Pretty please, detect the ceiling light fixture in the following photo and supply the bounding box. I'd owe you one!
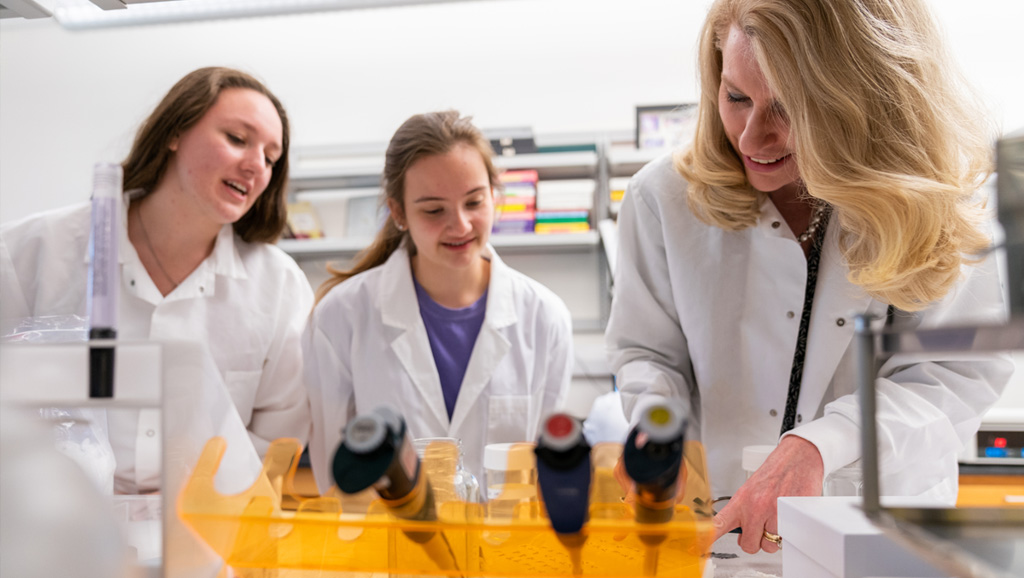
[53,0,483,30]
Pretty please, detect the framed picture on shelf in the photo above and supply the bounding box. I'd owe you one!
[635,104,698,150]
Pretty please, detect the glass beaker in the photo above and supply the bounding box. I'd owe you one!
[823,461,863,497]
[412,437,480,504]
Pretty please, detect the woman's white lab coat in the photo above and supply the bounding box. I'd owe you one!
[606,154,1013,502]
[1,195,314,492]
[304,244,573,492]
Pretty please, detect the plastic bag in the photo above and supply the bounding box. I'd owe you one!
[41,407,116,495]
[3,314,116,494]
[1,314,88,343]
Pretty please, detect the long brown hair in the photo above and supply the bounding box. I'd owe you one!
[315,110,500,304]
[121,66,291,243]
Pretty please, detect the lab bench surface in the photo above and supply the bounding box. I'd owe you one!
[707,535,783,577]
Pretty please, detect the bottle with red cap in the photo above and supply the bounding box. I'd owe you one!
[535,412,592,534]
[535,412,592,574]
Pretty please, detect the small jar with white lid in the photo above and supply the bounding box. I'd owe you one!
[484,442,538,520]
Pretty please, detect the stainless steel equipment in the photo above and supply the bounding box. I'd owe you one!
[854,130,1024,578]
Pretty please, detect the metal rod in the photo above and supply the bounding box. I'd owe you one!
[854,313,881,519]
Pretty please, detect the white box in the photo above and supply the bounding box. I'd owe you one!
[296,188,379,238]
[778,496,949,578]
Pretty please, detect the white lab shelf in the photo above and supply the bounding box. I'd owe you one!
[494,150,598,171]
[284,136,617,328]
[278,231,600,260]
[607,146,669,174]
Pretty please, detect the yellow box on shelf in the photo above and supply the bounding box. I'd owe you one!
[178,437,713,578]
[535,222,591,234]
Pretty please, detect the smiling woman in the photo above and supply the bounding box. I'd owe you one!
[303,111,575,490]
[606,0,1013,558]
[0,67,314,494]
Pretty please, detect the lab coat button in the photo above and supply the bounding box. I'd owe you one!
[769,409,778,417]
[786,311,795,319]
[146,429,156,437]
[836,318,846,326]
[130,279,135,287]
[771,221,781,229]
[199,286,205,293]
[797,414,803,423]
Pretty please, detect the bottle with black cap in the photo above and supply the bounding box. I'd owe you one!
[535,412,592,575]
[623,400,686,575]
[331,405,460,573]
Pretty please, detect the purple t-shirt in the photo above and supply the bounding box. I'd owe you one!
[413,278,488,419]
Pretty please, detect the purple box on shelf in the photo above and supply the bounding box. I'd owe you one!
[492,219,535,234]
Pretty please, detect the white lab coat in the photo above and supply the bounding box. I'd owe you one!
[1,194,314,492]
[304,243,573,492]
[607,154,1013,502]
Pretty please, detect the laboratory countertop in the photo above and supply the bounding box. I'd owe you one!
[707,535,783,578]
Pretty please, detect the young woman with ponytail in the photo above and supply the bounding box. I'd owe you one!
[303,111,573,490]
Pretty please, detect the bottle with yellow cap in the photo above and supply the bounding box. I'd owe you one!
[623,400,686,575]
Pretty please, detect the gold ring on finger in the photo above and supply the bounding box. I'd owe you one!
[762,530,782,547]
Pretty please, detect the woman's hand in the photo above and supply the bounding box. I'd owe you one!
[612,431,688,504]
[711,435,823,553]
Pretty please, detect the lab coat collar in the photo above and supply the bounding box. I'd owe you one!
[378,242,517,330]
[377,242,517,435]
[449,244,514,434]
[89,190,250,304]
[377,244,451,430]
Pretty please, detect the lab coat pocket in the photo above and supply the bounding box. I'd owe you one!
[487,395,532,444]
[223,369,261,427]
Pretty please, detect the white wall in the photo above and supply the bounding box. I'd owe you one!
[2,0,1023,412]
[2,0,1023,224]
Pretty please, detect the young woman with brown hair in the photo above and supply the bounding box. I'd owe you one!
[304,110,573,490]
[1,67,313,493]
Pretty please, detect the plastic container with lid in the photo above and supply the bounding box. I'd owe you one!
[483,442,538,517]
[741,444,777,479]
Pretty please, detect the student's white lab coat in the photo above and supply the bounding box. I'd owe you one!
[606,154,1013,502]
[304,244,573,492]
[1,195,314,492]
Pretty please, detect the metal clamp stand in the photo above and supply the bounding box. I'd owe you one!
[855,314,1024,578]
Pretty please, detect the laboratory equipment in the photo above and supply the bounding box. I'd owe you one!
[623,400,687,576]
[87,162,122,398]
[484,442,540,523]
[740,444,774,479]
[413,436,480,504]
[535,413,592,575]
[331,405,460,571]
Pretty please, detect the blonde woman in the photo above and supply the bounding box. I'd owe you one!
[606,0,1012,554]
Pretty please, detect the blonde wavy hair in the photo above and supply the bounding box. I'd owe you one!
[677,0,995,311]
